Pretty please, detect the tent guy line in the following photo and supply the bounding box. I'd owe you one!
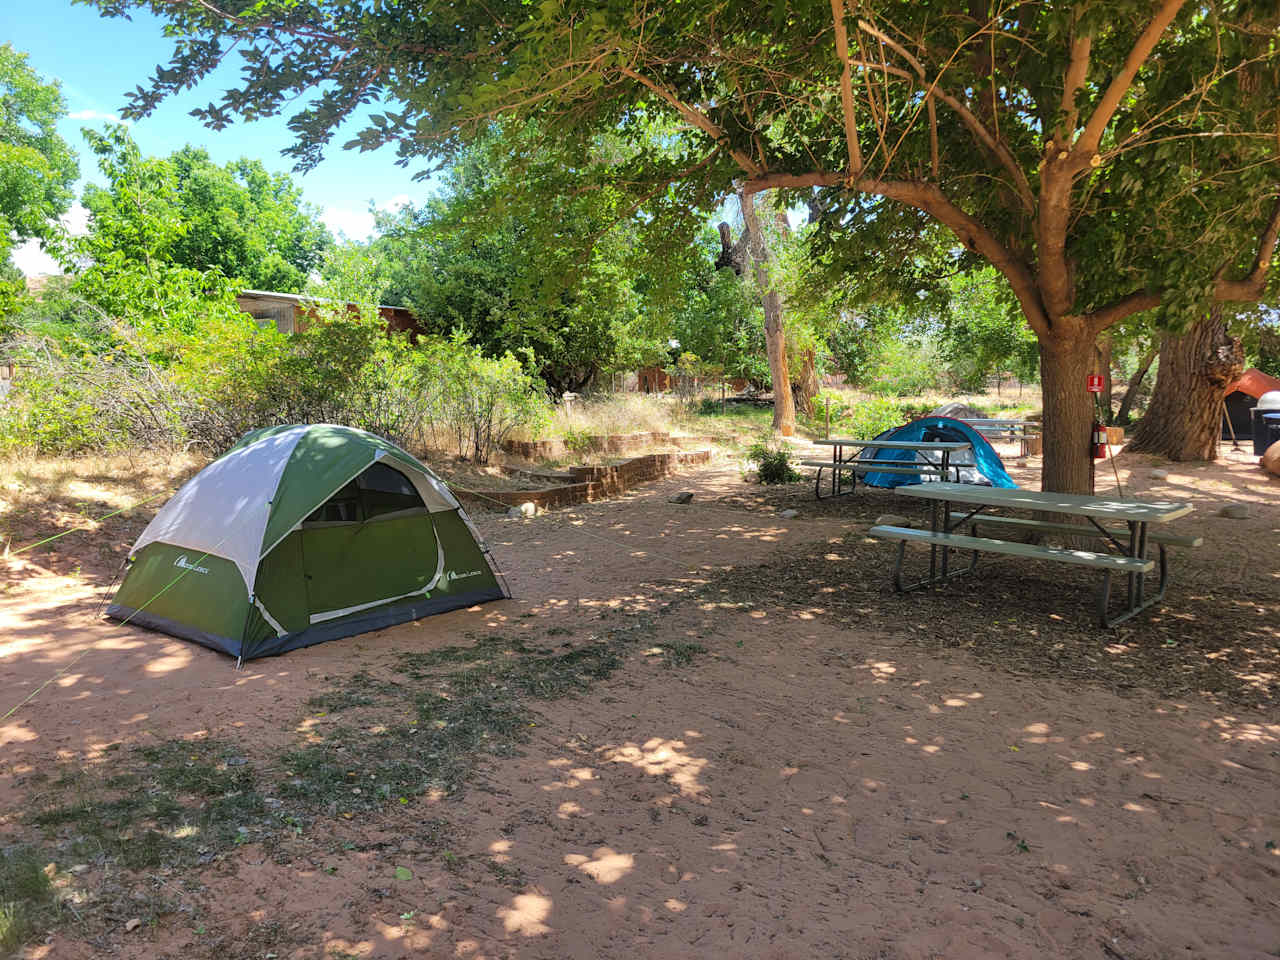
[1,548,220,722]
[6,489,169,558]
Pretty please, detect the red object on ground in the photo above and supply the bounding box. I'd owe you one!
[1226,367,1280,399]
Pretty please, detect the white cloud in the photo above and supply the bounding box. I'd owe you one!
[11,240,60,277]
[320,206,376,241]
[380,194,412,212]
[67,109,132,127]
[10,204,90,277]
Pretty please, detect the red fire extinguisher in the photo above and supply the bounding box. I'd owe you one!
[1092,420,1107,459]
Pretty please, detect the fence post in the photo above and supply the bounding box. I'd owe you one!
[825,395,831,438]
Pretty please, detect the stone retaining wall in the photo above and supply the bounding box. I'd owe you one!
[501,431,717,460]
[455,449,711,512]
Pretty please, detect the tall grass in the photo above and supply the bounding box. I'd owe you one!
[0,846,60,955]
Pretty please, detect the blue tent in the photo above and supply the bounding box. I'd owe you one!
[858,416,1018,488]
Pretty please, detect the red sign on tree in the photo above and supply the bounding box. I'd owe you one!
[1087,374,1104,393]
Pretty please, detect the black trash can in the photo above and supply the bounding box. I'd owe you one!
[1263,413,1280,455]
[1253,391,1280,454]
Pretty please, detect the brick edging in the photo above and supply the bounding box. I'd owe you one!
[501,432,719,460]
[455,450,711,512]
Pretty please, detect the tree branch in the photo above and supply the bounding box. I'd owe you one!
[1075,0,1186,158]
[1056,32,1091,145]
[1085,291,1163,333]
[1085,194,1280,332]
[829,0,863,178]
[618,66,762,175]
[856,20,1033,213]
[1215,194,1280,301]
[741,171,1049,335]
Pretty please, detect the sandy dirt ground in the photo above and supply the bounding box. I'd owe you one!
[2,446,1278,959]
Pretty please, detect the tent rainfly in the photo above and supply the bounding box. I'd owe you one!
[856,416,1019,489]
[107,424,508,660]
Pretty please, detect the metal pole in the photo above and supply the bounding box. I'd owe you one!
[1222,398,1240,451]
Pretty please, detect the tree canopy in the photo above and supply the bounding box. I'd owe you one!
[78,129,330,294]
[166,146,332,292]
[0,43,78,313]
[83,0,1280,488]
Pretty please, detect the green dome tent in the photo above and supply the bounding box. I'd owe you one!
[107,424,509,660]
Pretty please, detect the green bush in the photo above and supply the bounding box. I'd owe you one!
[562,427,595,456]
[0,336,189,455]
[436,339,551,463]
[811,388,853,422]
[839,396,908,439]
[0,370,121,454]
[864,338,945,396]
[747,438,801,484]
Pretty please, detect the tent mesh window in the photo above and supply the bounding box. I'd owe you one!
[304,463,426,524]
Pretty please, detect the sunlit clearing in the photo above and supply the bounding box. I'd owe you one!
[600,738,707,798]
[497,893,553,936]
[564,847,634,884]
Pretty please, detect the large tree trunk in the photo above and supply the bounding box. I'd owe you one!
[792,347,819,416]
[739,189,796,435]
[1039,336,1096,494]
[1115,343,1158,426]
[1128,307,1244,460]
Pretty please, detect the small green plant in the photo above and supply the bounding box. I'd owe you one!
[747,438,801,484]
[562,427,595,456]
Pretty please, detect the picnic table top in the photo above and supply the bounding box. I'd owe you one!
[957,418,1039,426]
[891,482,1194,523]
[815,438,972,451]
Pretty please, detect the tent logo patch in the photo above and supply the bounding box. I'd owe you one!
[174,555,211,575]
[447,569,483,582]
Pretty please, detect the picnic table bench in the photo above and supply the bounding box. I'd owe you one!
[958,418,1041,456]
[804,438,970,500]
[867,483,1197,627]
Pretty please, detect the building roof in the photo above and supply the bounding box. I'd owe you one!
[1226,367,1280,399]
[237,289,411,313]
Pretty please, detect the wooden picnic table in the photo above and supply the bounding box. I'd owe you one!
[807,438,971,499]
[869,482,1197,627]
[958,419,1042,455]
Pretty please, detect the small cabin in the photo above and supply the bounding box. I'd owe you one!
[235,290,418,336]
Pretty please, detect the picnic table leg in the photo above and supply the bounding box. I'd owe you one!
[1135,521,1148,607]
[1101,520,1158,627]
[940,497,952,578]
[928,499,939,581]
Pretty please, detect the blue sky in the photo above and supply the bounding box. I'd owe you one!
[5,2,435,272]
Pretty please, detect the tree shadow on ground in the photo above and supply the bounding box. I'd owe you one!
[675,532,1278,712]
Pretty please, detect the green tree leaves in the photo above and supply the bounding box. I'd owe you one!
[0,44,78,315]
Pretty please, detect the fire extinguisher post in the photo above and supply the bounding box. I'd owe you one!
[1086,373,1105,495]
[1090,420,1096,495]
